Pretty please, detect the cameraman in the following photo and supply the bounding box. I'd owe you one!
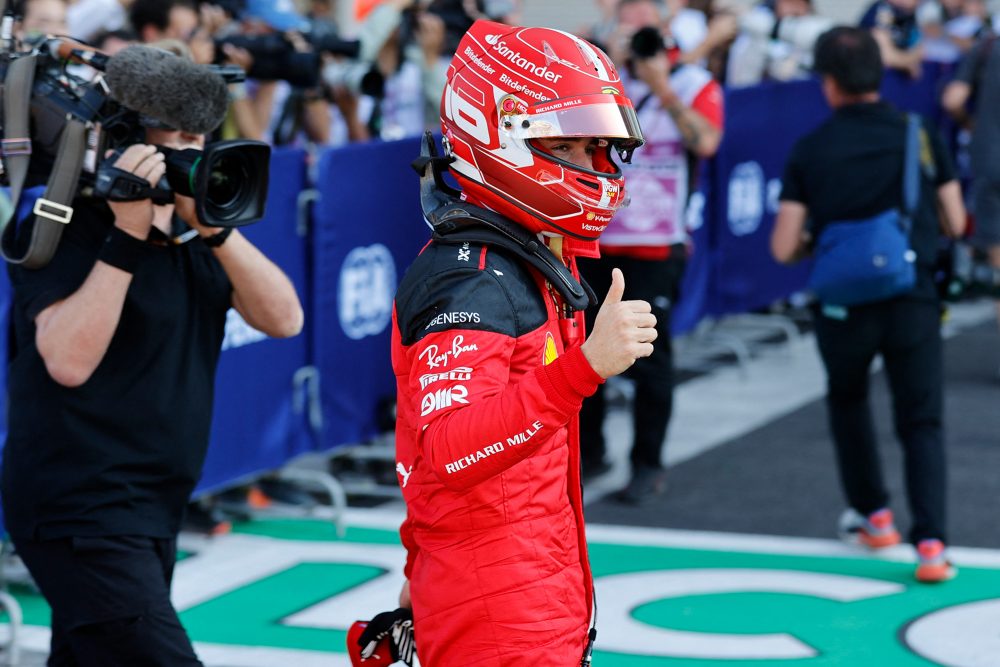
[578,0,723,502]
[1,119,303,663]
[237,0,336,145]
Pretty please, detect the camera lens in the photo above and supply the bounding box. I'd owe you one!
[161,140,270,227]
[205,153,250,216]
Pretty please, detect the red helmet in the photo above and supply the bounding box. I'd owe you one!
[441,20,644,241]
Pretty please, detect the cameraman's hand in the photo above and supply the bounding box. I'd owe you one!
[200,3,229,36]
[633,52,672,96]
[107,145,165,239]
[703,12,739,50]
[606,24,633,68]
[189,29,217,65]
[286,31,312,53]
[580,268,657,379]
[221,43,254,71]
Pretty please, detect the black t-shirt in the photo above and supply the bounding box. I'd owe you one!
[780,102,956,298]
[1,199,232,541]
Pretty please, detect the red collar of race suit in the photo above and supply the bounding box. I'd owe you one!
[561,236,601,259]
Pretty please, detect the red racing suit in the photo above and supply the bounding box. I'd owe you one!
[391,236,603,666]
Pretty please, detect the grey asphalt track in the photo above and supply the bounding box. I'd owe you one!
[585,319,1000,550]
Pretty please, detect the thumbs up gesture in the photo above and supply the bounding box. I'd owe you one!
[580,268,658,379]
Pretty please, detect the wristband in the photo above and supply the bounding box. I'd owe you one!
[203,227,232,248]
[98,225,153,274]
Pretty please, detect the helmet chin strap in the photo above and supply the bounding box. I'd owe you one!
[546,235,564,262]
[412,132,597,311]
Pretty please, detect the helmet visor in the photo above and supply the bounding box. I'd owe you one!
[508,94,645,159]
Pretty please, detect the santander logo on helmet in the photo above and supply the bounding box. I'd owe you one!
[483,32,564,82]
[441,20,645,242]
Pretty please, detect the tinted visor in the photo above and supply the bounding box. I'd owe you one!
[509,94,644,161]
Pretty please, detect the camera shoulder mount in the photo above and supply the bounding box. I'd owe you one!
[0,52,88,269]
[411,133,596,312]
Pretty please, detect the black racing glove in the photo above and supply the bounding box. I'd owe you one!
[357,607,416,666]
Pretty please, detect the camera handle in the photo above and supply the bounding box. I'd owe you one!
[93,165,173,205]
[0,54,88,269]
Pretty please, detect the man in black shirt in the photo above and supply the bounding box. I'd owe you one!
[2,125,303,664]
[771,27,965,583]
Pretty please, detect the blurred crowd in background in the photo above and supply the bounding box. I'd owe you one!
[11,0,1000,150]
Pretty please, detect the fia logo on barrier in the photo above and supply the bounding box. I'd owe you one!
[727,161,765,237]
[686,191,706,232]
[338,244,396,340]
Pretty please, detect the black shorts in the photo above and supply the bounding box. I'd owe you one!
[13,535,203,667]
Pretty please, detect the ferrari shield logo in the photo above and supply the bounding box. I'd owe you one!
[543,332,559,365]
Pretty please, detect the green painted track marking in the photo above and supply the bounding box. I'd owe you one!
[3,518,998,666]
[180,562,384,651]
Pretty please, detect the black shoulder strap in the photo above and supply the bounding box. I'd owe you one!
[900,113,921,232]
[902,114,919,214]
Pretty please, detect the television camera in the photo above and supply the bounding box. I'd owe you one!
[0,16,270,267]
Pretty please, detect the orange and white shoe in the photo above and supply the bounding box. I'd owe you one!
[915,539,957,583]
[838,508,902,549]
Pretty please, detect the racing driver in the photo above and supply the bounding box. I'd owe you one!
[390,19,653,666]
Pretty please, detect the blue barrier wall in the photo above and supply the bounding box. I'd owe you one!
[310,136,429,451]
[706,78,827,318]
[671,164,712,335]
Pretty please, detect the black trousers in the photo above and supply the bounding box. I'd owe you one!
[813,297,947,545]
[577,251,687,470]
[13,534,203,667]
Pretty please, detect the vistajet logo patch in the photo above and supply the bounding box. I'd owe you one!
[484,34,563,83]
